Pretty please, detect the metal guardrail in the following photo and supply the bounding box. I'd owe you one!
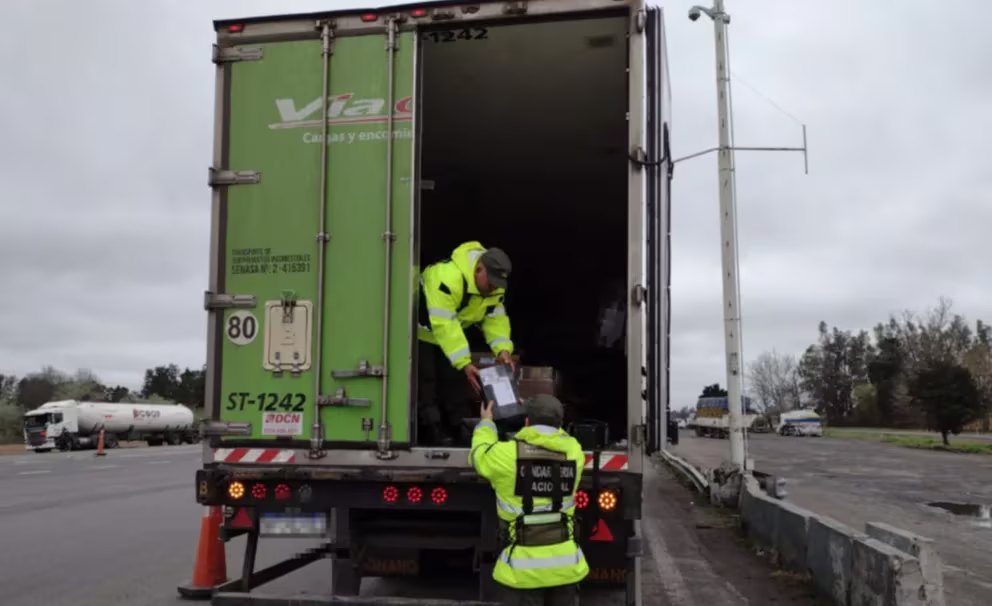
[659,449,710,493]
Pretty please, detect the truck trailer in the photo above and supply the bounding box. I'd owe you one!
[188,1,673,603]
[689,395,760,438]
[23,400,198,452]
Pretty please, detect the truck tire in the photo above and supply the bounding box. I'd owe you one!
[165,433,181,446]
[331,557,361,596]
[146,437,164,447]
[34,449,52,454]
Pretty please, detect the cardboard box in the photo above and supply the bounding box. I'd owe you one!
[517,366,558,400]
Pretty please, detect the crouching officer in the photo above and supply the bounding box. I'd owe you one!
[469,394,589,605]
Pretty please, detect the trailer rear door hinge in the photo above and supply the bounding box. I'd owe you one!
[212,44,263,63]
[317,388,370,408]
[332,360,385,379]
[632,284,647,307]
[201,420,253,437]
[503,1,527,15]
[632,424,647,447]
[209,168,261,187]
[204,292,257,310]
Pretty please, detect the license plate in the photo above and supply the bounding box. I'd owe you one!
[259,512,328,537]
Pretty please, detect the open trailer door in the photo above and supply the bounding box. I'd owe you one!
[644,5,673,454]
[206,15,417,455]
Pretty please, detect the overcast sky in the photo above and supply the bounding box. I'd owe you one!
[1,1,989,410]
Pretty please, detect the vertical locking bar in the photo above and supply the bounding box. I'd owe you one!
[376,16,399,460]
[310,21,334,459]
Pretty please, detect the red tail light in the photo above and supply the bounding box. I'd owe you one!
[251,483,267,500]
[410,8,428,18]
[383,485,399,504]
[274,483,291,501]
[360,13,378,22]
[227,24,245,33]
[431,486,448,505]
[576,490,590,510]
[406,486,423,504]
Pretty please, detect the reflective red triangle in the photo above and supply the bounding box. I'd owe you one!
[589,518,614,542]
[231,508,252,529]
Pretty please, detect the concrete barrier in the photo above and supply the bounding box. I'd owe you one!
[865,523,944,606]
[850,537,926,606]
[807,515,864,605]
[694,457,944,606]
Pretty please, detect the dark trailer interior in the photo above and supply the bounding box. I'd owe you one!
[416,12,632,445]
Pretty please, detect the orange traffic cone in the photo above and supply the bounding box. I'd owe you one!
[95,429,106,457]
[177,506,228,599]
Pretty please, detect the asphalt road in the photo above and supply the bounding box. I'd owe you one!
[671,431,992,606]
[0,444,817,606]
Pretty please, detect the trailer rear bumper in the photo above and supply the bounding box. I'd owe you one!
[212,591,499,606]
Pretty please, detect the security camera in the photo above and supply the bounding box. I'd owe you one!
[688,7,702,21]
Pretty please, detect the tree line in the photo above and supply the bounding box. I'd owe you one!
[745,297,991,444]
[0,364,205,442]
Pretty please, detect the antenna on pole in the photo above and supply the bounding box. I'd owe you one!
[686,1,809,472]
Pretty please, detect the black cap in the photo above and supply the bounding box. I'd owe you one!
[523,394,564,427]
[480,248,512,289]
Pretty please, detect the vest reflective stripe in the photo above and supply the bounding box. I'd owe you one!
[428,307,456,320]
[487,305,507,317]
[499,548,586,570]
[447,347,471,364]
[522,513,563,525]
[497,495,575,516]
[488,336,511,347]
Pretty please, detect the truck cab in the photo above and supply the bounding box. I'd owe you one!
[23,402,77,452]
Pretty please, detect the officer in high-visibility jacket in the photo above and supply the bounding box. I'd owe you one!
[470,394,589,605]
[417,241,514,445]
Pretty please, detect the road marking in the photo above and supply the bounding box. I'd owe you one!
[18,470,51,476]
[90,465,120,470]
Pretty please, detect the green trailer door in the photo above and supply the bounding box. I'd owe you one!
[212,21,416,448]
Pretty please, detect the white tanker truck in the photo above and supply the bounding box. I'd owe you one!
[22,400,198,452]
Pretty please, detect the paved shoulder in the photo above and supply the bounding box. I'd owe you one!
[638,455,821,606]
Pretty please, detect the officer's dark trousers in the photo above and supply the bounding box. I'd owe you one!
[417,341,473,444]
[500,583,581,606]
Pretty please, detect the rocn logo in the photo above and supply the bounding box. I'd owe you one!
[270,93,413,130]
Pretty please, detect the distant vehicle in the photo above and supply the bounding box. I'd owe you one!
[678,419,688,429]
[777,409,823,437]
[689,396,760,438]
[23,400,198,452]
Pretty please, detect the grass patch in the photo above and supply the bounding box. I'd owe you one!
[880,435,992,454]
[824,428,992,454]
